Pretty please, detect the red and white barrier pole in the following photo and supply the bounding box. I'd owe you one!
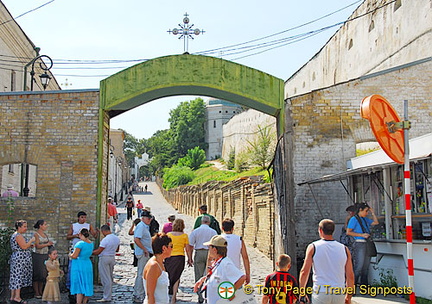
[403,100,415,303]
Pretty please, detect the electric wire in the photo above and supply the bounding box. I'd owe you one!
[0,0,55,26]
[0,0,395,78]
[193,0,362,56]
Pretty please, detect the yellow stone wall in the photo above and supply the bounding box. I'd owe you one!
[0,90,105,254]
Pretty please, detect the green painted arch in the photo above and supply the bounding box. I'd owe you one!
[100,54,284,133]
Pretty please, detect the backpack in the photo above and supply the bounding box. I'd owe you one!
[340,227,355,250]
[210,217,221,234]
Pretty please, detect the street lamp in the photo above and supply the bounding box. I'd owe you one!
[30,55,53,91]
[21,52,54,196]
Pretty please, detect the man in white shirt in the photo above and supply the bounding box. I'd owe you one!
[93,225,120,302]
[299,219,354,304]
[221,218,251,284]
[188,215,217,303]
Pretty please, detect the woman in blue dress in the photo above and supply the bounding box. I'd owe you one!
[69,228,94,304]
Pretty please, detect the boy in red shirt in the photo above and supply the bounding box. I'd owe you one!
[262,254,298,304]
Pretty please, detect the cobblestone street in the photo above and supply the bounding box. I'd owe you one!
[23,181,408,304]
[102,181,274,303]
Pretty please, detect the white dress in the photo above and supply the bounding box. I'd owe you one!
[143,262,169,304]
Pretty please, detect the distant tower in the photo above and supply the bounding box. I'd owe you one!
[205,99,243,160]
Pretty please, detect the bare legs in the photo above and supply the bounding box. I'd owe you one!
[76,294,89,304]
[10,288,25,303]
[33,281,44,297]
[171,280,180,304]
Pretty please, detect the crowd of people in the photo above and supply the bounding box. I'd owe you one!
[8,191,378,304]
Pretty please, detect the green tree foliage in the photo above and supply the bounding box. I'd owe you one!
[0,227,14,276]
[247,125,276,169]
[177,146,206,170]
[227,148,236,170]
[123,130,148,167]
[147,129,176,174]
[168,98,207,161]
[162,165,195,189]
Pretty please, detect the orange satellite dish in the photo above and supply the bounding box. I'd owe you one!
[360,94,404,164]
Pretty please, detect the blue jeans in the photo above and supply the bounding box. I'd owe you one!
[353,242,370,285]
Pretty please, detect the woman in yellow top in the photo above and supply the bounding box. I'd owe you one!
[165,219,192,304]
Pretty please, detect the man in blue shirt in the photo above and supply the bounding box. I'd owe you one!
[133,210,154,302]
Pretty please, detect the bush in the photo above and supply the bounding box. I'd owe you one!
[177,146,206,170]
[163,166,195,190]
[0,227,14,272]
[0,227,14,300]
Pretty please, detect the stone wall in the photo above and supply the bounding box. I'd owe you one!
[222,109,277,161]
[286,0,432,97]
[288,58,432,255]
[157,176,275,260]
[0,90,104,254]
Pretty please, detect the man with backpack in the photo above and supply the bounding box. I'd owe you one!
[193,204,221,234]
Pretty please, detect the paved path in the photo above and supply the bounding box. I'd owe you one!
[24,181,408,304]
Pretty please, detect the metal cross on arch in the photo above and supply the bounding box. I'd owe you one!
[168,12,205,54]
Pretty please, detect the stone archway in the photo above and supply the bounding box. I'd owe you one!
[96,54,285,223]
[100,54,284,129]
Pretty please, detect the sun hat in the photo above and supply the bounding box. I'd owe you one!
[203,235,227,247]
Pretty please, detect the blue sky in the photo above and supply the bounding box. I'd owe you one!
[3,0,361,139]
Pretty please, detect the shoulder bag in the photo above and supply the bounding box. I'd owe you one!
[355,215,377,257]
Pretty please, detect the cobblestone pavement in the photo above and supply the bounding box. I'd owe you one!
[24,181,407,304]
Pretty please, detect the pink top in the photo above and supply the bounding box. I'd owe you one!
[162,222,173,234]
[136,202,143,210]
[2,190,19,197]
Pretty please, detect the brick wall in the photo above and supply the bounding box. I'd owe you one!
[0,90,106,254]
[289,59,432,257]
[157,176,275,260]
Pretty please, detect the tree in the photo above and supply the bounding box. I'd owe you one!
[247,125,276,169]
[123,130,145,167]
[146,129,176,174]
[177,146,206,170]
[168,98,207,161]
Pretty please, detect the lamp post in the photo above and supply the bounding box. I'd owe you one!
[30,55,53,91]
[21,52,54,196]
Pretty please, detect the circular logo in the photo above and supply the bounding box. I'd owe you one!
[217,281,235,299]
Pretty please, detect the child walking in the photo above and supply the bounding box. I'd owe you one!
[262,254,298,304]
[42,247,63,304]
